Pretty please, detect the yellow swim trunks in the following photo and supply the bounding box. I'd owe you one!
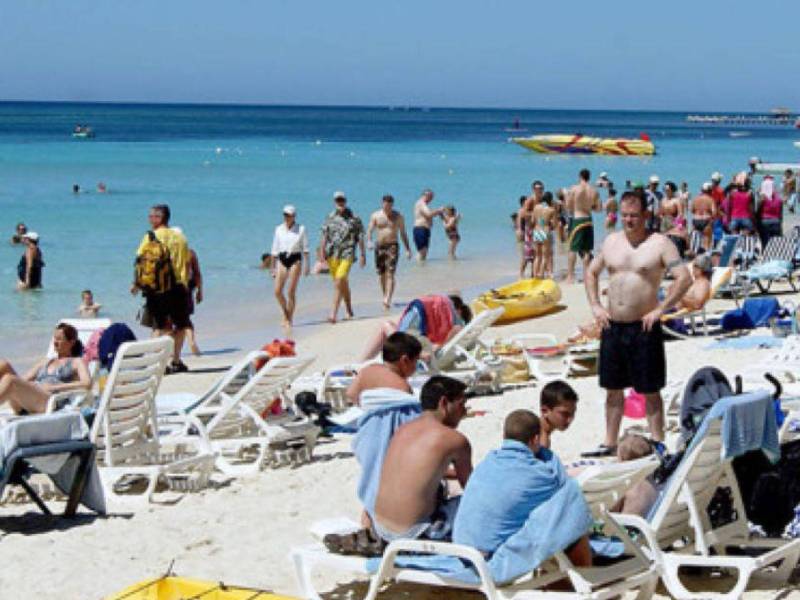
[327,257,353,280]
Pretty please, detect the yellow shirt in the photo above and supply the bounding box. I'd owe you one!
[137,226,189,287]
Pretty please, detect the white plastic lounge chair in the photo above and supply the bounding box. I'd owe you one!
[171,354,319,475]
[506,333,599,383]
[44,317,111,413]
[612,394,800,600]
[290,457,659,600]
[90,336,215,506]
[428,307,505,393]
[156,350,268,416]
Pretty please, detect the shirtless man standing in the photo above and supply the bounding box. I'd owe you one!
[413,189,444,262]
[346,332,421,405]
[373,376,472,542]
[583,191,691,456]
[691,183,716,254]
[566,169,601,283]
[367,195,412,310]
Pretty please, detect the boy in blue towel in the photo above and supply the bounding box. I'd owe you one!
[539,380,578,449]
[372,375,472,543]
[453,409,592,567]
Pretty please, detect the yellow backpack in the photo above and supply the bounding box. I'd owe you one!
[134,231,175,295]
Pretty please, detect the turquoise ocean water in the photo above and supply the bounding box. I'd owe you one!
[1,102,798,360]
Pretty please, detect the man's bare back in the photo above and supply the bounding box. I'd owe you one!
[346,363,412,405]
[568,182,600,218]
[691,193,715,219]
[370,209,404,246]
[375,413,471,533]
[598,230,676,322]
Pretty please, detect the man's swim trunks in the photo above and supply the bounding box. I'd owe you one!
[413,226,431,252]
[327,257,353,280]
[599,320,666,394]
[569,216,594,257]
[375,242,399,275]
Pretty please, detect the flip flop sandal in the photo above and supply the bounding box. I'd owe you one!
[323,528,386,557]
[580,444,617,458]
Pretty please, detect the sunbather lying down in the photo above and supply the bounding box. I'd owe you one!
[360,294,472,362]
[0,323,90,414]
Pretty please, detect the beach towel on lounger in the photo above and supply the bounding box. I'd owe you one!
[352,390,420,519]
[721,297,780,331]
[366,439,592,585]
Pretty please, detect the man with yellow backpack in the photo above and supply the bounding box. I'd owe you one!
[131,203,192,374]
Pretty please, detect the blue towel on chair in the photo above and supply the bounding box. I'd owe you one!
[689,390,779,462]
[352,395,420,519]
[746,260,793,281]
[721,297,780,331]
[366,440,593,585]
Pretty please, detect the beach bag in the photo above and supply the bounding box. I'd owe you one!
[134,231,174,295]
[254,339,296,417]
[623,389,646,419]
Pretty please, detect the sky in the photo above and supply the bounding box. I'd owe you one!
[1,0,798,112]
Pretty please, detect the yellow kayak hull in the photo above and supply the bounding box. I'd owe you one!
[105,577,296,600]
[511,134,655,156]
[473,279,562,323]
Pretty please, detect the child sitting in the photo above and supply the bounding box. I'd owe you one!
[539,380,578,449]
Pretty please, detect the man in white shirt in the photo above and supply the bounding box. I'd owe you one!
[270,204,309,332]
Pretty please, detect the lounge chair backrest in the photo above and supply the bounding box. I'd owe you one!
[709,267,733,297]
[577,455,659,519]
[183,350,266,414]
[717,235,739,268]
[90,337,173,467]
[648,416,749,550]
[205,354,315,435]
[46,318,112,359]
[762,236,798,263]
[435,308,504,369]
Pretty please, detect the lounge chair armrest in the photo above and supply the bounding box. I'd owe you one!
[382,539,494,584]
[45,391,83,413]
[608,512,660,553]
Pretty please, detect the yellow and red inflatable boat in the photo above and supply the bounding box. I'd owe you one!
[511,134,655,156]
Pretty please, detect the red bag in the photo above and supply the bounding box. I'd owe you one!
[254,338,296,418]
[253,338,296,371]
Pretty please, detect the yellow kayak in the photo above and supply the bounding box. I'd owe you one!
[473,279,562,324]
[511,134,655,155]
[105,577,297,600]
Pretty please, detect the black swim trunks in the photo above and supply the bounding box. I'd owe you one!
[145,284,192,330]
[693,219,710,232]
[599,320,666,394]
[277,252,302,269]
[375,242,399,275]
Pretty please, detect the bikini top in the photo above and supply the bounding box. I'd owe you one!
[35,359,76,386]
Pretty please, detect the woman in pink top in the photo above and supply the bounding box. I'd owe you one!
[728,177,755,234]
[758,175,783,246]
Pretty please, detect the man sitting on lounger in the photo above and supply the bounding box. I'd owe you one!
[453,410,592,567]
[677,254,712,312]
[346,332,421,405]
[372,375,472,542]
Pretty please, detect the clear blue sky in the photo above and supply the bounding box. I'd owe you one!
[1,0,797,111]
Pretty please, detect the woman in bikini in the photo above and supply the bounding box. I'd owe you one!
[604,187,618,232]
[531,191,557,279]
[0,323,90,414]
[660,181,688,257]
[270,204,310,333]
[442,205,461,260]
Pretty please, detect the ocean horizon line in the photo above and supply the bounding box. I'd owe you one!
[0,98,795,116]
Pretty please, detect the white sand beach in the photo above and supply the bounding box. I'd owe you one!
[1,282,800,599]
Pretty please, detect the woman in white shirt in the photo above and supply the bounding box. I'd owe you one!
[270,204,310,331]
